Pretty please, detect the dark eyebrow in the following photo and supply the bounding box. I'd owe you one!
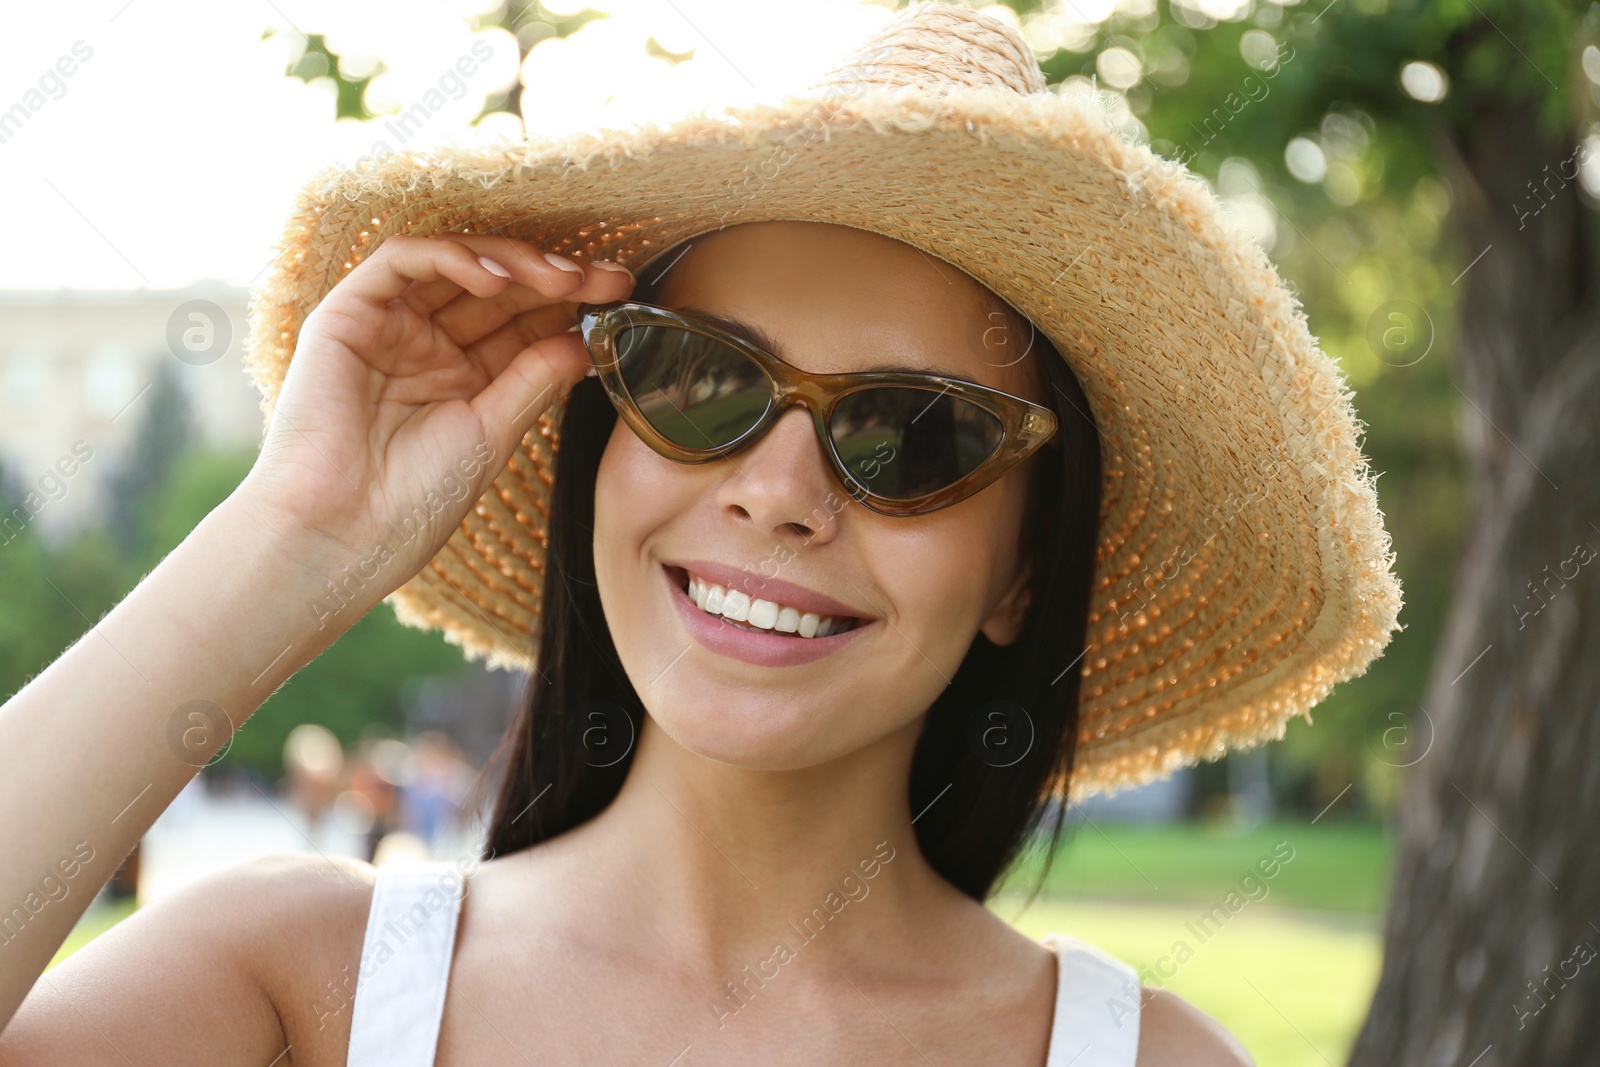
[672,304,985,386]
[675,305,789,360]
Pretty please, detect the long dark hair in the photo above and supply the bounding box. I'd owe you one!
[477,266,1103,902]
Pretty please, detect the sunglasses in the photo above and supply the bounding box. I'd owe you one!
[574,301,1059,517]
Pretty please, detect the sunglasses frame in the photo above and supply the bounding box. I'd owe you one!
[574,300,1060,517]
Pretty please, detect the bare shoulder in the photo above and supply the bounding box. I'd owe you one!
[1136,985,1255,1067]
[191,852,381,1055]
[204,852,378,982]
[1,852,376,1067]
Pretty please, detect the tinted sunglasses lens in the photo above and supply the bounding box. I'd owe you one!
[613,324,772,449]
[830,387,1005,500]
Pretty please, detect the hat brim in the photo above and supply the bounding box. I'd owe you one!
[243,83,1402,802]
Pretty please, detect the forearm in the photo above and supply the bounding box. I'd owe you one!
[0,480,373,1022]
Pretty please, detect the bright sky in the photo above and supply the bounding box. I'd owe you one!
[0,0,951,290]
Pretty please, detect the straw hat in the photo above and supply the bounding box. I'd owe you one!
[242,0,1403,801]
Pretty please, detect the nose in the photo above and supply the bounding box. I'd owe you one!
[713,406,844,546]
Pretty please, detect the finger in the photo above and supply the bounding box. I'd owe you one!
[392,275,468,319]
[335,233,583,310]
[432,234,636,303]
[462,304,577,381]
[389,241,583,318]
[423,234,605,307]
[470,331,590,459]
[429,252,635,350]
[429,281,571,352]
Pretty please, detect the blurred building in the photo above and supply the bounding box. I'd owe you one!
[0,283,261,538]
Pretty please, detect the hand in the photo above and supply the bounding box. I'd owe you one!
[239,234,634,607]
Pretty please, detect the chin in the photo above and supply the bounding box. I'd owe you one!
[640,678,886,772]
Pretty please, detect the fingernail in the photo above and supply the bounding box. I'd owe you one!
[589,260,633,280]
[478,256,511,278]
[585,364,599,377]
[543,251,583,274]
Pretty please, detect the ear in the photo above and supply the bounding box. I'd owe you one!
[980,560,1035,647]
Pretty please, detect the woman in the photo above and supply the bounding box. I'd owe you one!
[0,4,1400,1064]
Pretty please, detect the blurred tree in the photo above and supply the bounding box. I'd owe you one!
[268,4,608,125]
[0,437,481,781]
[1329,6,1600,1061]
[0,476,61,701]
[471,3,610,123]
[0,461,125,705]
[1012,0,1598,1058]
[1025,0,1474,822]
[129,443,476,777]
[104,359,190,562]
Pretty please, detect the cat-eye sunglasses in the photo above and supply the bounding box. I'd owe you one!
[574,301,1059,517]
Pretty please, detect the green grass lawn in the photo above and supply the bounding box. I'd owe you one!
[1000,817,1394,913]
[994,896,1380,1067]
[989,817,1391,1066]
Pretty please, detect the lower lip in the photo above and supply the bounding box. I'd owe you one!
[662,563,872,668]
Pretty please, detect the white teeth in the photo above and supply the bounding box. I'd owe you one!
[747,598,778,629]
[684,572,857,639]
[721,589,751,622]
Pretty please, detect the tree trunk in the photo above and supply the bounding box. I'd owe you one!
[1347,95,1600,1063]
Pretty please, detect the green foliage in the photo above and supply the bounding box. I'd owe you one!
[0,437,481,780]
[225,603,474,776]
[272,31,388,121]
[0,519,74,698]
[1012,0,1600,815]
[104,361,190,563]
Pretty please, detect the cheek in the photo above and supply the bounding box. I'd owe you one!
[595,432,657,615]
[594,425,680,595]
[877,526,998,645]
[873,479,1029,651]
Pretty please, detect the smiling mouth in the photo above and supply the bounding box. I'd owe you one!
[665,565,866,639]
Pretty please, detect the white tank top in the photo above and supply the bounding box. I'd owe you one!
[344,861,1142,1066]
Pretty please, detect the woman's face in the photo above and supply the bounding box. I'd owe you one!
[592,220,1046,771]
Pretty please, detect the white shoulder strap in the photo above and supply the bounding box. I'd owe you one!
[345,861,465,1067]
[1041,933,1142,1067]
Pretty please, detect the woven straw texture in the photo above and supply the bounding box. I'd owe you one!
[242,1,1403,802]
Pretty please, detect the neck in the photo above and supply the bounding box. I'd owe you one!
[538,713,966,972]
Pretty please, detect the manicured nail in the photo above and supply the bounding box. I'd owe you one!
[544,251,583,274]
[585,364,599,377]
[478,256,511,278]
[589,260,633,279]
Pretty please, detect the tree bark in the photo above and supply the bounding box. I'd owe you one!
[1347,93,1600,1063]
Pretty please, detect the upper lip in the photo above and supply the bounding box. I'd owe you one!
[664,559,874,621]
